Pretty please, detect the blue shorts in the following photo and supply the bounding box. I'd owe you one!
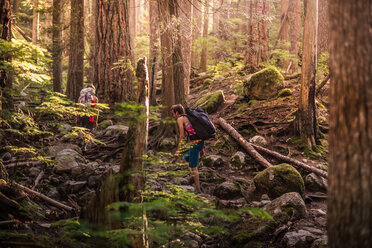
[184,142,205,168]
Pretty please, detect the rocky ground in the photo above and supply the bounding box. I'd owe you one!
[0,68,329,247]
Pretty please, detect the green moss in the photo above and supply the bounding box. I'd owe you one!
[233,218,279,245]
[98,119,113,129]
[303,139,328,161]
[243,66,284,100]
[195,90,225,114]
[254,164,305,198]
[278,88,293,97]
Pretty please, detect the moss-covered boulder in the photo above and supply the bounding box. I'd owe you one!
[200,155,226,167]
[278,88,293,97]
[195,90,225,114]
[244,67,284,100]
[264,192,307,223]
[213,181,242,200]
[253,163,305,198]
[230,151,246,169]
[98,119,113,130]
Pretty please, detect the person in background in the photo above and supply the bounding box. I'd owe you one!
[76,84,99,132]
[171,104,204,194]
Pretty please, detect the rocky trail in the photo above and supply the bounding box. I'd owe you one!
[0,70,329,248]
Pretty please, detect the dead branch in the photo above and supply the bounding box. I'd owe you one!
[316,73,331,96]
[251,143,328,178]
[217,118,272,168]
[284,73,301,80]
[270,6,289,58]
[15,182,74,211]
[5,160,44,168]
[0,220,19,226]
[32,170,44,190]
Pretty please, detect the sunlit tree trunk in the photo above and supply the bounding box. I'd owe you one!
[148,0,159,106]
[191,0,202,69]
[52,0,63,93]
[66,0,84,101]
[200,0,209,72]
[12,0,20,17]
[212,0,220,35]
[94,0,134,104]
[288,0,301,72]
[245,0,258,67]
[179,0,192,98]
[296,0,318,146]
[259,0,269,63]
[317,0,329,56]
[279,0,289,42]
[328,1,372,247]
[0,0,12,111]
[32,0,39,43]
[85,0,95,84]
[129,0,136,51]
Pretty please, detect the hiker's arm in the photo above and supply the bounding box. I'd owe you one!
[174,118,185,157]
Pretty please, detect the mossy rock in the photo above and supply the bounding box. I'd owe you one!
[195,90,225,114]
[253,164,305,199]
[278,88,293,97]
[213,181,242,200]
[243,67,284,100]
[232,217,279,245]
[98,119,113,130]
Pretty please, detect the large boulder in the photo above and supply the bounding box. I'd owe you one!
[254,163,305,198]
[230,151,246,170]
[249,135,268,147]
[244,67,284,100]
[305,173,327,192]
[213,181,242,200]
[104,125,129,137]
[264,192,307,223]
[54,149,86,175]
[200,155,226,167]
[194,90,225,114]
[281,230,319,248]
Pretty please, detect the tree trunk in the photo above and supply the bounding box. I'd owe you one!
[328,1,372,247]
[94,0,134,105]
[191,0,202,69]
[279,0,289,42]
[258,0,269,63]
[212,0,220,35]
[296,0,318,147]
[0,0,13,112]
[120,58,149,202]
[288,0,301,72]
[317,0,329,56]
[245,0,258,67]
[32,0,39,43]
[148,0,160,106]
[52,0,63,93]
[129,0,136,51]
[66,0,84,101]
[199,0,209,72]
[11,0,20,17]
[179,0,192,98]
[85,0,95,84]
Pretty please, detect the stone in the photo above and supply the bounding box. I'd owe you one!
[249,135,268,146]
[194,90,225,114]
[29,167,41,177]
[98,120,114,130]
[213,181,242,200]
[230,151,246,169]
[58,123,72,133]
[264,192,307,223]
[159,138,176,151]
[310,236,328,248]
[278,88,293,97]
[305,173,327,192]
[45,186,60,200]
[217,197,248,209]
[200,155,226,167]
[281,229,318,248]
[104,125,129,137]
[172,177,189,185]
[88,175,101,188]
[64,180,87,193]
[244,66,284,100]
[253,163,305,198]
[54,149,85,175]
[48,144,82,157]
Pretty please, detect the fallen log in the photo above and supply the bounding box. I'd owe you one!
[15,183,74,211]
[5,161,44,168]
[251,143,328,178]
[217,118,272,168]
[32,170,44,190]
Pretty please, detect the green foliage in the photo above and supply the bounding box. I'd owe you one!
[317,52,329,76]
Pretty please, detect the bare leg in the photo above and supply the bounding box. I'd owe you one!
[190,167,200,191]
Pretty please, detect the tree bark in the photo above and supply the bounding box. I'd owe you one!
[199,0,209,72]
[217,118,272,168]
[279,0,288,42]
[288,0,301,72]
[317,0,329,56]
[191,0,202,69]
[0,0,13,112]
[148,0,160,106]
[328,1,372,247]
[129,0,136,51]
[296,0,318,147]
[66,0,84,101]
[179,0,192,97]
[94,0,134,104]
[32,0,39,43]
[52,0,63,93]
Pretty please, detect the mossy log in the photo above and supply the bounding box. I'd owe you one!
[217,118,272,168]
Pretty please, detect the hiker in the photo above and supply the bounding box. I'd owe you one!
[171,104,204,194]
[76,84,99,132]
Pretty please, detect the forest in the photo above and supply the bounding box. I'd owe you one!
[0,0,371,247]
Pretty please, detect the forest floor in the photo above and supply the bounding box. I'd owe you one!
[0,69,329,247]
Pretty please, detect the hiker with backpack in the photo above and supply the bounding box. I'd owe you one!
[171,104,216,194]
[76,84,99,132]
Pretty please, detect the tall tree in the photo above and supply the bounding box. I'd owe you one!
[288,0,301,72]
[66,0,84,101]
[317,0,329,56]
[191,0,202,68]
[296,0,318,146]
[200,0,209,72]
[129,0,136,51]
[148,0,160,106]
[32,0,39,43]
[279,0,289,42]
[0,0,12,111]
[94,0,134,104]
[52,0,63,92]
[179,0,192,97]
[328,0,372,247]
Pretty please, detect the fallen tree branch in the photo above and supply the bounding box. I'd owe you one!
[251,143,328,178]
[14,183,74,211]
[32,170,44,190]
[217,118,272,168]
[316,73,331,96]
[0,220,19,226]
[5,161,44,168]
[284,73,301,80]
